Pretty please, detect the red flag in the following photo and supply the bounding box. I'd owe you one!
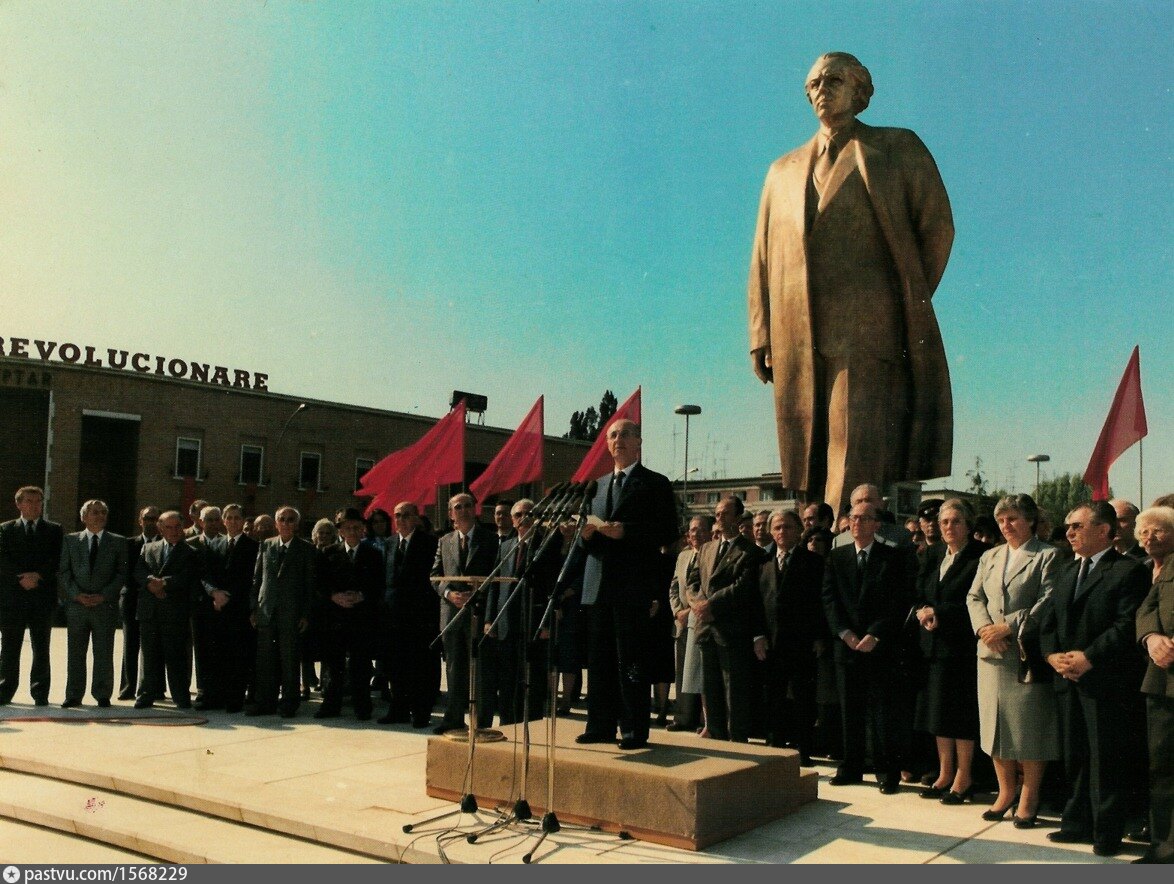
[357,400,466,516]
[469,396,544,513]
[1083,346,1147,500]
[571,387,642,482]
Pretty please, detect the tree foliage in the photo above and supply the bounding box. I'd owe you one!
[1033,472,1097,520]
[564,391,617,442]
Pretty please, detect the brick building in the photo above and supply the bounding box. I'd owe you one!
[0,352,588,536]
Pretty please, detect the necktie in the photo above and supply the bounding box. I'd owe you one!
[26,521,34,539]
[394,536,406,571]
[514,540,526,574]
[716,539,730,563]
[162,542,171,567]
[458,534,469,573]
[89,534,99,571]
[813,134,840,196]
[857,548,868,574]
[276,544,287,570]
[606,471,624,519]
[228,536,236,555]
[348,546,356,564]
[1074,557,1090,597]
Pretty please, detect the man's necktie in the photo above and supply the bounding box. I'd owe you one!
[458,534,469,573]
[1074,557,1090,599]
[348,546,356,564]
[228,536,236,555]
[276,544,287,570]
[606,471,624,519]
[813,134,840,197]
[514,540,526,575]
[26,521,34,539]
[716,539,730,563]
[89,535,99,571]
[162,543,171,567]
[857,548,868,574]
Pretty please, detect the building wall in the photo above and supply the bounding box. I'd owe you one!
[0,357,588,534]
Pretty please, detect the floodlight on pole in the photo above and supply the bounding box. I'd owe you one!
[674,405,702,507]
[1027,454,1050,498]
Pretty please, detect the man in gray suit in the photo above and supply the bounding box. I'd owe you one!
[249,505,316,718]
[431,492,498,734]
[666,515,712,732]
[58,499,127,708]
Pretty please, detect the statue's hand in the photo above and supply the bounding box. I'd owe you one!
[751,348,773,384]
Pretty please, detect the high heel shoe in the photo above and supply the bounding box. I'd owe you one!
[920,785,949,799]
[982,798,1018,822]
[940,785,977,805]
[1012,812,1038,829]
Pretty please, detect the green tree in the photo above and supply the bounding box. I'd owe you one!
[1033,472,1096,520]
[565,391,618,441]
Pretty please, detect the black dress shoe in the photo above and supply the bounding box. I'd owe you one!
[133,698,154,709]
[1126,825,1151,844]
[878,780,900,795]
[1047,830,1091,843]
[829,772,863,786]
[224,704,243,714]
[96,699,111,708]
[1093,839,1122,857]
[665,721,696,732]
[278,707,297,718]
[244,706,274,716]
[174,701,192,710]
[33,698,48,707]
[314,708,340,719]
[354,711,371,722]
[378,711,410,725]
[982,803,1015,822]
[433,721,463,735]
[411,716,432,729]
[618,737,648,750]
[61,699,82,708]
[940,786,977,805]
[575,732,616,745]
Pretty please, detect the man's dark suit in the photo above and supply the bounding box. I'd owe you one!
[1039,548,1150,845]
[59,530,128,704]
[432,523,498,729]
[135,538,202,706]
[485,529,561,725]
[381,529,441,724]
[688,534,768,742]
[759,542,828,755]
[317,541,382,718]
[119,532,157,699]
[1137,567,1174,863]
[251,536,317,714]
[0,516,63,704]
[821,540,915,784]
[199,533,258,711]
[578,463,678,744]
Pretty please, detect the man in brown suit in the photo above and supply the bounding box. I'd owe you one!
[747,52,954,513]
[1136,532,1174,863]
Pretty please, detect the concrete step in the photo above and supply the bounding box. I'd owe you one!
[0,769,389,864]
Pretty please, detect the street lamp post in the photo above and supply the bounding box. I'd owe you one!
[674,405,702,513]
[1027,454,1050,499]
[272,403,309,498]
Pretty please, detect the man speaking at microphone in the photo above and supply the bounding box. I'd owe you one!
[574,419,678,750]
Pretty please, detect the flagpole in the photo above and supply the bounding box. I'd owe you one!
[1139,438,1144,505]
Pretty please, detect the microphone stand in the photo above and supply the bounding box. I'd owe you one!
[466,491,581,844]
[522,480,597,863]
[403,485,572,837]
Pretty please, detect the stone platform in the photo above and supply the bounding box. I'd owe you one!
[425,724,818,850]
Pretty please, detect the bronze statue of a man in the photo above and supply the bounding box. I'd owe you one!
[747,52,954,513]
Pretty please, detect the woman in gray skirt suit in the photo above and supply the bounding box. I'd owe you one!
[967,494,1060,827]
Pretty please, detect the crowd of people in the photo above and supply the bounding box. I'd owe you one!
[0,440,1170,863]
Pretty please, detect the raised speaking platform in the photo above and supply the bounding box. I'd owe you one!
[426,724,818,850]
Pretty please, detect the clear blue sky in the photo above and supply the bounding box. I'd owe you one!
[2,1,1170,503]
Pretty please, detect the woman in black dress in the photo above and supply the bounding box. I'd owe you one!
[915,499,989,803]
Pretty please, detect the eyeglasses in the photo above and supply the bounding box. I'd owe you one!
[512,511,533,520]
[1064,522,1086,532]
[848,515,876,523]
[276,516,297,523]
[452,502,474,510]
[393,512,414,519]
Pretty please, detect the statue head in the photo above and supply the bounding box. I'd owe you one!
[805,52,874,123]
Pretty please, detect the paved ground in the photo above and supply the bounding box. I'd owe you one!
[0,628,1144,864]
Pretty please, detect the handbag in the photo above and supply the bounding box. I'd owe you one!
[1016,613,1052,685]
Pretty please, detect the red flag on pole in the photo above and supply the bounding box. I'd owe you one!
[469,395,544,513]
[571,386,642,482]
[357,400,466,516]
[1083,346,1147,501]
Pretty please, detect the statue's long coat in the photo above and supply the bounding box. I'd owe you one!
[747,122,955,494]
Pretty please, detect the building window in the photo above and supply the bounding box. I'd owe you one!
[686,493,696,504]
[354,458,375,492]
[239,445,264,485]
[707,492,720,504]
[760,488,776,502]
[175,437,201,479]
[299,452,321,491]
